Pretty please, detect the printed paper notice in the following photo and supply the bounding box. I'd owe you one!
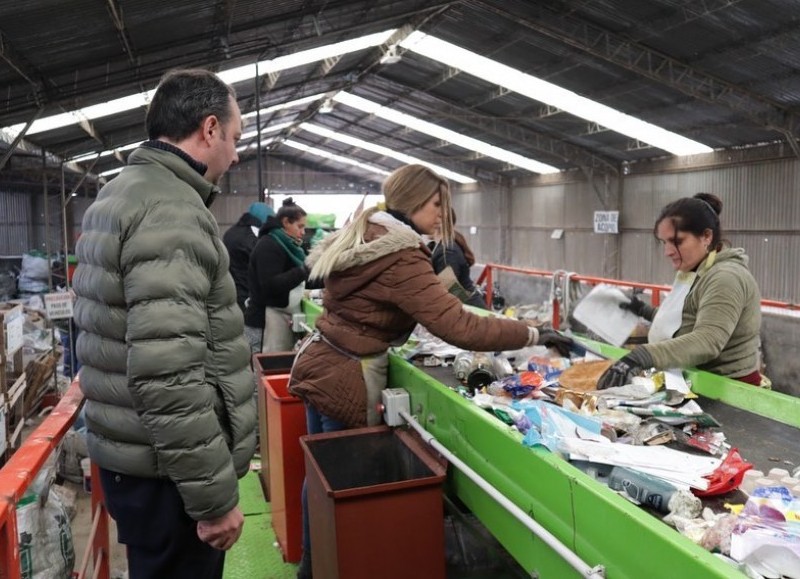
[572,284,639,347]
[44,292,74,320]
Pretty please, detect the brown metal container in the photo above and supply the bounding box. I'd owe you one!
[252,350,296,499]
[300,425,447,579]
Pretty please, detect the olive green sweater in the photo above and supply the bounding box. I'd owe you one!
[644,248,761,378]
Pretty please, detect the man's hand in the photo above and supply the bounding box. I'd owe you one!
[197,506,244,551]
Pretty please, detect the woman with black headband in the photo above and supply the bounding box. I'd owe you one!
[598,193,764,389]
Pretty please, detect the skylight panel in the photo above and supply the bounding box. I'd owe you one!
[399,32,712,156]
[298,122,476,184]
[332,92,561,174]
[3,30,396,138]
[218,30,395,85]
[241,93,327,120]
[282,139,392,178]
[68,141,141,163]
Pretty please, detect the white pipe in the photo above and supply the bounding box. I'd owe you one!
[399,409,605,579]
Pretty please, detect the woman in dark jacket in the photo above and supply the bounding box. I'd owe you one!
[430,210,487,309]
[222,202,273,317]
[244,198,308,353]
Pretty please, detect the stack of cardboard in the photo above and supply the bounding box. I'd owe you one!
[0,303,27,459]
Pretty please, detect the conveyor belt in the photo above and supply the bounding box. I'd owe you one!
[417,363,800,481]
[697,395,800,473]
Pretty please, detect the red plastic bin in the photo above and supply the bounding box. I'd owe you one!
[264,373,307,563]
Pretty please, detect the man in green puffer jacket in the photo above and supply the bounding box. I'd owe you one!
[73,69,256,579]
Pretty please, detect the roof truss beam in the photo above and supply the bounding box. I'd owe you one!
[477,2,800,154]
[362,76,619,174]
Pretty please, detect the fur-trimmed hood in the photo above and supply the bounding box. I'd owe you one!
[307,212,426,273]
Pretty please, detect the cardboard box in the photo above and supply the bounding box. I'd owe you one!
[0,303,24,355]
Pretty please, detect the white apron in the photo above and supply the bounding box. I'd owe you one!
[648,251,716,344]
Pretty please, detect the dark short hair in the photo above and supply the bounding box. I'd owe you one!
[146,68,236,141]
[654,192,724,251]
[277,197,307,223]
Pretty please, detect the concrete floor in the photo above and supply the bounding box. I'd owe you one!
[67,479,129,579]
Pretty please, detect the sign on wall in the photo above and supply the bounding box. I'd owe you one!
[593,211,619,234]
[44,292,74,320]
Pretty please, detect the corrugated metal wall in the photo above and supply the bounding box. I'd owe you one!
[5,156,798,302]
[452,183,505,264]
[492,158,799,302]
[0,192,33,255]
[508,178,620,277]
[618,158,800,302]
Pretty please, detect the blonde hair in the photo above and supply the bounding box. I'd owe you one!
[310,164,453,280]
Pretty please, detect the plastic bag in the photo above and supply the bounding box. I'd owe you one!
[693,448,752,497]
[17,486,75,578]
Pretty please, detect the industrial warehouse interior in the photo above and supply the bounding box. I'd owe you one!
[1,1,800,578]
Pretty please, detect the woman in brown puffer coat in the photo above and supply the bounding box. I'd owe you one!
[289,163,572,578]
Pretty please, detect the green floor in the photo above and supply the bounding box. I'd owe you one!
[224,467,297,579]
[224,464,527,579]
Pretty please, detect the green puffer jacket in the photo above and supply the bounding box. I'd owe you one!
[73,146,257,521]
[643,248,762,378]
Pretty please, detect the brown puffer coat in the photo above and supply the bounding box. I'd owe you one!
[289,216,530,427]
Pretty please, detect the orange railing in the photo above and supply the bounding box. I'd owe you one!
[477,263,800,328]
[0,380,110,579]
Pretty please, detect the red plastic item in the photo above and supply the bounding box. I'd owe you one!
[693,447,752,497]
[265,373,307,563]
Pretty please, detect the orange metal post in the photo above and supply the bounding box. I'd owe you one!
[0,381,109,579]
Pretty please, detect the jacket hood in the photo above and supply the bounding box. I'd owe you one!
[308,215,422,272]
[257,215,283,237]
[308,214,426,297]
[714,247,749,267]
[235,212,262,228]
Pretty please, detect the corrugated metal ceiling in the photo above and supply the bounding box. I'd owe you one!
[1,0,799,192]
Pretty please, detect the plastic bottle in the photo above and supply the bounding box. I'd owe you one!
[606,466,679,512]
[571,461,678,513]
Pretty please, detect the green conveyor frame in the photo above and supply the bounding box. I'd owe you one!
[302,300,800,578]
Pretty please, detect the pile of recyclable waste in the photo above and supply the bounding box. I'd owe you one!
[396,321,800,577]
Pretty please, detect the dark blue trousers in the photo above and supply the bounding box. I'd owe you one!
[99,468,225,579]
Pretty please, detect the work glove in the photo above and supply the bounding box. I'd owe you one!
[596,347,654,390]
[618,292,655,321]
[537,329,575,358]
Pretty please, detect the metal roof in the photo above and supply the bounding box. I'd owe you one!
[1,0,799,193]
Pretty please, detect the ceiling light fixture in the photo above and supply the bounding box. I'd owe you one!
[241,93,328,120]
[299,122,476,184]
[399,32,712,156]
[333,92,561,174]
[379,45,402,65]
[4,30,396,138]
[319,99,335,114]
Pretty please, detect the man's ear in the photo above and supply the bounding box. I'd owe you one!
[200,115,220,145]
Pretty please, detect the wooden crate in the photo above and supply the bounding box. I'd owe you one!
[0,303,24,356]
[2,372,26,458]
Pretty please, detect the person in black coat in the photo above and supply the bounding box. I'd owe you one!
[430,210,487,309]
[222,202,273,315]
[244,198,309,353]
